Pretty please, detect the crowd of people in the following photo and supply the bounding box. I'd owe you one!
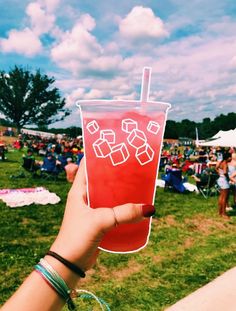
[13,133,84,183]
[161,145,236,217]
[1,133,236,217]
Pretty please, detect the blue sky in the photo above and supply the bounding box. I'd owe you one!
[0,0,236,128]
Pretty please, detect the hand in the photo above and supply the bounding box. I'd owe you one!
[50,159,155,272]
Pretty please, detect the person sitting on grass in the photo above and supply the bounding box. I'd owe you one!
[0,142,6,160]
[40,153,58,174]
[64,158,79,183]
[191,168,211,187]
[22,149,40,172]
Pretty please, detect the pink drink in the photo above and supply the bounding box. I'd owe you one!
[78,69,170,253]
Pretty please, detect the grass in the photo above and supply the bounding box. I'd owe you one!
[0,148,236,310]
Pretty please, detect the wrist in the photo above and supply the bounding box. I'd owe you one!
[44,255,80,289]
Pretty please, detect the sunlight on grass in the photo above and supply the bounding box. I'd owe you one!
[1,150,236,310]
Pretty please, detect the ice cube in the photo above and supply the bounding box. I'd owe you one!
[147,121,160,134]
[127,129,147,149]
[86,120,99,134]
[109,143,130,166]
[100,129,115,144]
[93,138,111,158]
[136,144,154,165]
[122,119,138,133]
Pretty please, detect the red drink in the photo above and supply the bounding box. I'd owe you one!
[78,69,170,253]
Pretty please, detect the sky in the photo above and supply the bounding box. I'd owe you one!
[0,0,236,128]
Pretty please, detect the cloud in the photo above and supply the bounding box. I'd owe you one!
[119,6,169,41]
[0,0,60,57]
[26,2,55,35]
[39,0,60,13]
[0,27,42,56]
[230,56,236,69]
[51,15,102,73]
[65,88,85,107]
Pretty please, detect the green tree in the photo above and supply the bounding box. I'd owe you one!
[199,117,212,139]
[212,113,236,133]
[178,119,196,138]
[0,66,70,132]
[164,120,179,139]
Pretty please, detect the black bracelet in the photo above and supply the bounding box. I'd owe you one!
[46,250,86,278]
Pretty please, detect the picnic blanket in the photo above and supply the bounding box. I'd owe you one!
[156,179,198,193]
[0,187,60,208]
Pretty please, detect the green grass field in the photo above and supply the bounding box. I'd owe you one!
[0,148,236,310]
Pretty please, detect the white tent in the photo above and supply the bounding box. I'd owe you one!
[199,128,236,147]
[21,128,55,138]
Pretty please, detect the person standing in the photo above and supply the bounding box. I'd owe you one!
[228,153,236,209]
[216,152,232,218]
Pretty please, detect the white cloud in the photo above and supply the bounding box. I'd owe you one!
[119,6,169,40]
[65,88,85,107]
[0,27,42,56]
[0,0,61,57]
[230,56,236,68]
[26,2,55,35]
[88,55,123,72]
[78,14,96,31]
[82,89,108,99]
[51,16,102,73]
[39,0,60,13]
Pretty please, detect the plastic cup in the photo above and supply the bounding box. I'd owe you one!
[77,68,171,253]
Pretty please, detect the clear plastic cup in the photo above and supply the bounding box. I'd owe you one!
[77,68,171,253]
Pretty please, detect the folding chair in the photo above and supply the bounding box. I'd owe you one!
[40,154,60,181]
[10,156,39,179]
[196,172,219,199]
[163,169,186,193]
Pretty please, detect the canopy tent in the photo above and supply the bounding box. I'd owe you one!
[199,128,236,147]
[21,128,55,138]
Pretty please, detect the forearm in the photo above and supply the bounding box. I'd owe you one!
[1,256,80,311]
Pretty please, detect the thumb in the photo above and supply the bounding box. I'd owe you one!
[95,203,156,232]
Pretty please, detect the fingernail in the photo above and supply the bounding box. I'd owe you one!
[142,204,156,217]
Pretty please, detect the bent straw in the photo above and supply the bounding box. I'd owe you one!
[140,67,152,103]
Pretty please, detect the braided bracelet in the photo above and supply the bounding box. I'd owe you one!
[35,258,76,310]
[35,258,110,310]
[46,250,86,278]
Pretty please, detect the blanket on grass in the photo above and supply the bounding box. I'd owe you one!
[0,187,60,208]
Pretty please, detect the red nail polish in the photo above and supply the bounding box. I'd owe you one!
[142,204,155,217]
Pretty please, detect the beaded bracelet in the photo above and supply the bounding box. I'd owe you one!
[35,258,76,310]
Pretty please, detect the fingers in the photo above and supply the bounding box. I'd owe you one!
[70,158,86,193]
[113,203,155,225]
[68,159,88,205]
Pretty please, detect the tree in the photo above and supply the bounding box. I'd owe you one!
[178,119,196,138]
[0,66,70,132]
[199,117,212,139]
[164,120,179,139]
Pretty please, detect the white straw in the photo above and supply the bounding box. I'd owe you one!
[140,67,152,102]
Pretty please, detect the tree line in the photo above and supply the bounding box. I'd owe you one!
[165,113,236,139]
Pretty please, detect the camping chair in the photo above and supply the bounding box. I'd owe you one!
[162,169,186,193]
[0,145,6,160]
[10,156,39,178]
[196,172,219,199]
[40,155,60,181]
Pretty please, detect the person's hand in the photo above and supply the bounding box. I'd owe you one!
[50,159,155,272]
